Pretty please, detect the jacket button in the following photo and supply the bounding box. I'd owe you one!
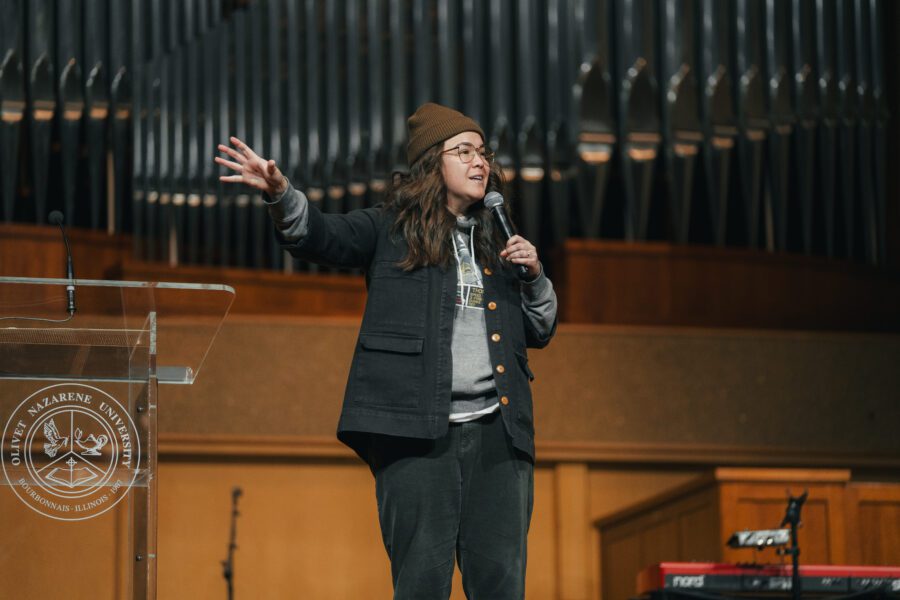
[483,267,493,275]
[500,396,509,406]
[496,364,505,374]
[491,333,501,342]
[487,301,497,310]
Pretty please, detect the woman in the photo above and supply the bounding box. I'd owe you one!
[217,103,557,599]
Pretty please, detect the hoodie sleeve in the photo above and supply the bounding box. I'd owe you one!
[264,178,309,243]
[520,265,558,348]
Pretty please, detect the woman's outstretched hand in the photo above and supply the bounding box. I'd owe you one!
[216,136,287,197]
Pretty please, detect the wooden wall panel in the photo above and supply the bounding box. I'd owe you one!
[598,484,721,600]
[529,327,900,460]
[592,469,900,600]
[715,469,849,565]
[588,470,705,520]
[678,501,722,560]
[555,463,590,600]
[4,222,900,331]
[0,485,124,599]
[856,501,900,565]
[155,317,900,465]
[154,459,560,600]
[0,223,128,280]
[3,224,900,599]
[588,467,704,599]
[157,460,391,599]
[3,455,898,599]
[845,483,900,565]
[554,239,900,331]
[120,260,367,317]
[602,533,641,600]
[528,466,559,599]
[718,486,847,565]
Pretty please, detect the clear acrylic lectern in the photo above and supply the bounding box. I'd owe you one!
[0,277,234,599]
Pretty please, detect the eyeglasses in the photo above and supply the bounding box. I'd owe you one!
[441,143,494,164]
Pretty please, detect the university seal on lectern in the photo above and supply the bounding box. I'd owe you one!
[1,383,141,521]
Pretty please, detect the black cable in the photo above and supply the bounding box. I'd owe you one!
[48,211,76,317]
[0,314,74,323]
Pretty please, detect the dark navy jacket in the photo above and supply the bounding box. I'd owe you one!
[279,202,556,463]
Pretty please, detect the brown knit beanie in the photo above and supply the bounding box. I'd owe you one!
[406,102,485,167]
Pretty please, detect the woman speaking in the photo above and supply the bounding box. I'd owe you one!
[217,102,557,600]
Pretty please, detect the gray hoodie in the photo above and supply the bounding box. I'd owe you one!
[448,215,557,421]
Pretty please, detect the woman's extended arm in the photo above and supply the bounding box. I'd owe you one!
[216,136,379,268]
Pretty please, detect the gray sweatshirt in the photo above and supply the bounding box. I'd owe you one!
[266,183,558,422]
[448,216,557,421]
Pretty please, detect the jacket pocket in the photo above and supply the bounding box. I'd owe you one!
[515,351,535,382]
[362,262,428,335]
[352,334,424,408]
[360,333,423,354]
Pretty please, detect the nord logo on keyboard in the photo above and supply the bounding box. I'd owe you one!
[671,575,705,588]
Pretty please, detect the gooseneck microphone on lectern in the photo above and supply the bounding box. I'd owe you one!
[483,192,530,280]
[48,211,76,316]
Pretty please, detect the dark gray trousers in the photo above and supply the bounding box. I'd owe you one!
[370,411,534,600]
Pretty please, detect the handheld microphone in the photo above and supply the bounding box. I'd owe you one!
[48,211,76,316]
[484,192,529,280]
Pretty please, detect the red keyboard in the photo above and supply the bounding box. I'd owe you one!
[638,562,900,595]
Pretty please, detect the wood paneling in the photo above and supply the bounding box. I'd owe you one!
[5,223,900,331]
[529,467,559,599]
[158,433,900,471]
[594,469,900,600]
[0,223,128,280]
[588,469,706,600]
[118,260,366,317]
[0,224,369,318]
[845,483,900,565]
[154,458,560,600]
[3,450,898,599]
[718,485,847,565]
[555,239,900,331]
[555,463,591,600]
[0,486,125,599]
[157,461,389,599]
[597,481,721,600]
[4,224,900,599]
[155,317,900,464]
[714,468,850,565]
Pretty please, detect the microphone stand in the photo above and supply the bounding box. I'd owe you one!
[779,489,807,600]
[221,487,243,600]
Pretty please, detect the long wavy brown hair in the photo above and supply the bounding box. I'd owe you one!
[383,144,507,271]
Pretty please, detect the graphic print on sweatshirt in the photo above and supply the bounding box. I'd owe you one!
[453,229,485,310]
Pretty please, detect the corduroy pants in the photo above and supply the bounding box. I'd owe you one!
[370,410,534,600]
